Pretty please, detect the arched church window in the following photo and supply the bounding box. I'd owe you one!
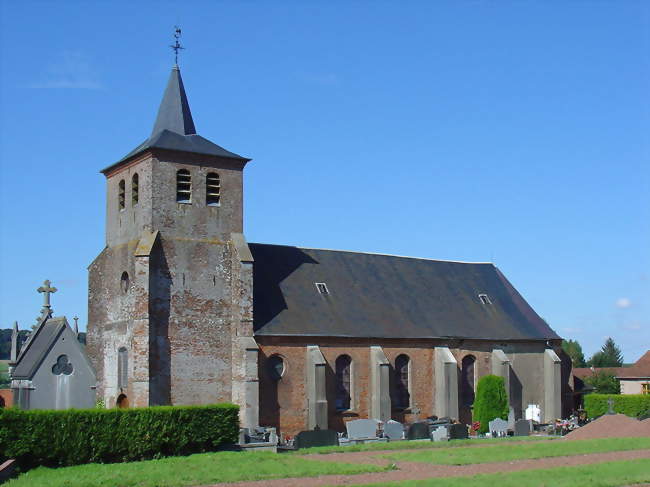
[118,179,126,210]
[118,347,128,390]
[335,354,352,411]
[268,355,285,380]
[132,173,139,206]
[461,355,476,407]
[176,169,192,203]
[394,354,410,409]
[206,172,220,206]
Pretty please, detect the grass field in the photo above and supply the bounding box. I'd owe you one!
[6,436,649,487]
[5,451,389,487]
[384,437,650,465]
[294,435,555,455]
[358,459,650,487]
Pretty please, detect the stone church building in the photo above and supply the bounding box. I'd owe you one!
[87,65,571,435]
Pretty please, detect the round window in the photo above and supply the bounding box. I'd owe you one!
[120,272,130,293]
[268,355,285,380]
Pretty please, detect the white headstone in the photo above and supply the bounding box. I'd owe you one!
[507,408,515,430]
[431,426,449,442]
[346,419,380,439]
[383,420,404,440]
[525,404,541,423]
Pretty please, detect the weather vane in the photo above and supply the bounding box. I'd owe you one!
[170,26,184,66]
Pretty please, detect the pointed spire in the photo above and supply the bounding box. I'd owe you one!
[151,66,196,137]
[10,321,18,362]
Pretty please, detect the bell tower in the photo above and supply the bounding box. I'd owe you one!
[87,52,258,427]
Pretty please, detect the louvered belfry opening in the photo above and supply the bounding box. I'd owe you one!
[132,173,139,206]
[118,179,126,210]
[206,172,220,206]
[176,169,192,203]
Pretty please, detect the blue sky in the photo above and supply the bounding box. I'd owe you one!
[0,2,648,362]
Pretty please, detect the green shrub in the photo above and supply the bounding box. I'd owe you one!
[472,374,508,434]
[584,394,650,419]
[0,403,239,470]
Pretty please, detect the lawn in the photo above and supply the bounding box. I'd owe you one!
[356,458,650,486]
[294,435,555,455]
[384,437,650,465]
[5,451,388,487]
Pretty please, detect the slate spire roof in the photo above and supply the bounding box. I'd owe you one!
[103,65,248,173]
[151,65,197,136]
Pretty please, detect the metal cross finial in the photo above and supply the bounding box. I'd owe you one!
[37,279,57,309]
[170,26,184,66]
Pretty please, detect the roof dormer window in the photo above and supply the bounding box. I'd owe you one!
[478,293,492,305]
[315,282,329,295]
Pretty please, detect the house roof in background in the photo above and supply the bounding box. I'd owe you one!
[616,350,650,379]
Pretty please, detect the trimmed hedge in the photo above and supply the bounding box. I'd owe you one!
[584,394,650,419]
[473,374,509,434]
[0,403,239,469]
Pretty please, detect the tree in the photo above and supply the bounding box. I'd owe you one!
[562,339,586,367]
[588,337,624,367]
[473,374,509,434]
[584,370,620,394]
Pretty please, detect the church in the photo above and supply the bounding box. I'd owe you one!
[87,63,571,436]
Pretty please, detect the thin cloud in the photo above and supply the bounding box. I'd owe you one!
[616,297,631,309]
[30,51,103,90]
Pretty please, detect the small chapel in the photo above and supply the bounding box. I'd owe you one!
[87,58,571,436]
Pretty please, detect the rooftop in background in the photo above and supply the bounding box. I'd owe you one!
[573,350,650,380]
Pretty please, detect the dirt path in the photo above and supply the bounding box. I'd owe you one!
[204,449,650,487]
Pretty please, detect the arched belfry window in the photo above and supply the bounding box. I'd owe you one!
[118,179,125,210]
[176,169,192,203]
[117,347,128,390]
[335,354,352,411]
[394,354,410,409]
[206,172,220,206]
[132,173,139,206]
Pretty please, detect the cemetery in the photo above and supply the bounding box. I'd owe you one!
[0,6,648,487]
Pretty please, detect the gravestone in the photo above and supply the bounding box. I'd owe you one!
[294,429,339,449]
[383,420,404,440]
[514,419,531,436]
[407,422,430,440]
[489,418,508,437]
[346,419,380,440]
[507,408,515,430]
[448,423,469,440]
[431,426,449,442]
[525,404,541,423]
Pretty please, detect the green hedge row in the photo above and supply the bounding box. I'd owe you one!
[584,394,650,419]
[0,403,239,469]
